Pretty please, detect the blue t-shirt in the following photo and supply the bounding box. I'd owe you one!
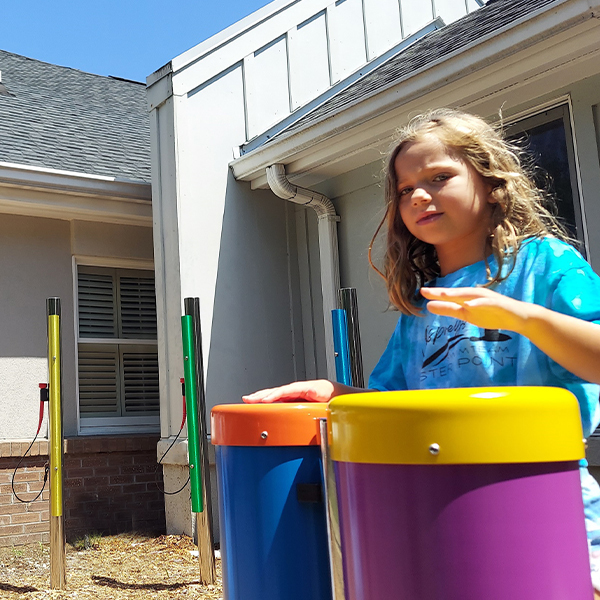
[369,236,600,438]
[369,237,600,545]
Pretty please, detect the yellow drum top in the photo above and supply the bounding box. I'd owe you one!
[328,387,585,465]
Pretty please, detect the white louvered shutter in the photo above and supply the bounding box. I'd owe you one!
[122,349,160,414]
[78,271,116,338]
[78,346,119,415]
[77,266,158,421]
[119,275,157,339]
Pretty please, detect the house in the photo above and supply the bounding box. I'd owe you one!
[149,0,600,537]
[3,0,598,548]
[0,50,164,545]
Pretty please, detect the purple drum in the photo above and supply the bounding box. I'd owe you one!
[328,387,593,600]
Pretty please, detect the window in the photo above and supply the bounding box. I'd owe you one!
[505,104,585,249]
[77,265,159,433]
[508,104,600,439]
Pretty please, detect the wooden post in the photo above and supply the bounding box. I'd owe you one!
[47,297,66,590]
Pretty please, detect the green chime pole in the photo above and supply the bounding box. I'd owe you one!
[184,297,216,584]
[181,315,203,513]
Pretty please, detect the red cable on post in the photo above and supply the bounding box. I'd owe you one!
[37,383,49,437]
[180,378,187,430]
[153,377,191,497]
[12,383,50,504]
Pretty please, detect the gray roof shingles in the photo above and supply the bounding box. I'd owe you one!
[264,0,558,144]
[0,50,151,183]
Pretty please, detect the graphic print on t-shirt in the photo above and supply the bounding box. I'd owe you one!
[420,322,514,383]
[369,238,600,436]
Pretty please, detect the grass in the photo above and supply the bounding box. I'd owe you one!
[72,531,103,551]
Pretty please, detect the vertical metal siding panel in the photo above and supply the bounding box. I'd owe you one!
[288,13,331,111]
[433,0,467,24]
[400,0,434,36]
[363,0,402,61]
[245,37,292,139]
[176,66,246,349]
[149,97,183,438]
[328,0,368,84]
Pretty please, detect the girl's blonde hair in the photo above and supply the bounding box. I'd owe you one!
[369,108,570,315]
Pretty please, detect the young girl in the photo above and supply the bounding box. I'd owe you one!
[242,108,600,594]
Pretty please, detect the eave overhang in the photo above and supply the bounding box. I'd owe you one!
[0,162,152,226]
[230,0,600,190]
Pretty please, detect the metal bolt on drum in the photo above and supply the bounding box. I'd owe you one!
[429,443,440,455]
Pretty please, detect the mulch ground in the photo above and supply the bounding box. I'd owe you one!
[0,533,223,599]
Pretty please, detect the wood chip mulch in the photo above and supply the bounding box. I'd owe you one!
[0,533,223,599]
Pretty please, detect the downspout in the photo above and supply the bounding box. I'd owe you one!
[266,164,340,380]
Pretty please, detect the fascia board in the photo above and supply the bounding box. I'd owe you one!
[147,65,174,110]
[146,0,302,95]
[0,187,152,226]
[169,0,299,73]
[0,162,152,225]
[0,161,151,202]
[231,0,600,182]
[147,62,173,88]
[169,0,333,98]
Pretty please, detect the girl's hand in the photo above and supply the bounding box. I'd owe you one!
[422,285,600,385]
[243,379,337,404]
[420,286,530,334]
[243,380,367,403]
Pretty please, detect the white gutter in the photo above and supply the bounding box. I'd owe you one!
[0,161,151,201]
[266,164,339,380]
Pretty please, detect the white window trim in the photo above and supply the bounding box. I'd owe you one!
[503,96,588,256]
[73,255,159,435]
[501,94,572,126]
[504,101,600,446]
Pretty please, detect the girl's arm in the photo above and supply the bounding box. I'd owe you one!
[421,286,600,385]
[243,379,367,403]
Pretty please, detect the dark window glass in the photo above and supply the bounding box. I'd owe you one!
[506,105,584,249]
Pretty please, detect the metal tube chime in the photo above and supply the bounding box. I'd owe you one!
[332,309,352,385]
[47,297,66,590]
[320,417,345,600]
[181,298,216,584]
[325,287,364,600]
[338,288,364,388]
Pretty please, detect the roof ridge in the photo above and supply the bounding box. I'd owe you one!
[0,48,143,84]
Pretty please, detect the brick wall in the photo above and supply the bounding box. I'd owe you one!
[0,441,49,547]
[0,435,166,547]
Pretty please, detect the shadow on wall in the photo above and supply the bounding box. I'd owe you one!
[0,214,74,359]
[205,172,304,411]
[0,213,78,437]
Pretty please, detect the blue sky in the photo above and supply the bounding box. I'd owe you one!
[1,0,274,82]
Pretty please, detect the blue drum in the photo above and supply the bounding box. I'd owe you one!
[211,403,332,600]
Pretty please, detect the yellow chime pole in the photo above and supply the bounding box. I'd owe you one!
[48,297,66,590]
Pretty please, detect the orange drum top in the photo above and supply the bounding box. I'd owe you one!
[211,402,328,447]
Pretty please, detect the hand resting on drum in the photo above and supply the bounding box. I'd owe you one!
[242,380,365,404]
